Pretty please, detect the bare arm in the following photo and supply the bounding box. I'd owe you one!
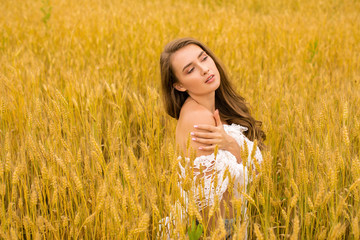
[178,107,217,158]
[225,137,243,164]
[188,109,243,163]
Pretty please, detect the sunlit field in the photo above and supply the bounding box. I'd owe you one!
[1,0,360,239]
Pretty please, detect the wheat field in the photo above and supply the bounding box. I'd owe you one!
[1,0,360,239]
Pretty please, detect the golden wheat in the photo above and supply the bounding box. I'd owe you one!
[1,0,360,238]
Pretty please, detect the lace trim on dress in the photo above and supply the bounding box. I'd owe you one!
[223,123,263,169]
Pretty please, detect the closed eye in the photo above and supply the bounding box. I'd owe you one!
[187,56,208,74]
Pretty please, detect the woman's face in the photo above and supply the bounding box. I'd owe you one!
[170,44,220,96]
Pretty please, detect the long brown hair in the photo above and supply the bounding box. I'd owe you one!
[160,37,266,150]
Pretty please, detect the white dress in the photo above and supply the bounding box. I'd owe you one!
[178,123,263,211]
[159,123,263,237]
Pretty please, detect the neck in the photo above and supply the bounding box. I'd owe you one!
[189,92,216,113]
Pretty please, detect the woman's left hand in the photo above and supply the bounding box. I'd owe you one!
[191,109,235,151]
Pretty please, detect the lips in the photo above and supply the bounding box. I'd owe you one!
[205,74,215,83]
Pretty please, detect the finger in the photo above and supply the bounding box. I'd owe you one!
[192,137,219,145]
[213,109,222,127]
[194,124,217,132]
[191,131,219,139]
[198,145,215,151]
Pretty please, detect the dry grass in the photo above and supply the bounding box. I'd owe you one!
[1,0,360,239]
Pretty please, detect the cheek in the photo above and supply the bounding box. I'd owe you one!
[182,77,201,89]
[210,60,218,71]
[186,77,199,86]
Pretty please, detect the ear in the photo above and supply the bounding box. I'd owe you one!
[173,82,187,92]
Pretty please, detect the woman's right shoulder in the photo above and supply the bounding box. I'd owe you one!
[177,99,214,129]
[175,98,216,156]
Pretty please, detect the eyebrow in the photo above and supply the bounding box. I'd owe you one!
[182,51,205,72]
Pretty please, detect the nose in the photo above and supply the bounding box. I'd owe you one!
[199,63,209,75]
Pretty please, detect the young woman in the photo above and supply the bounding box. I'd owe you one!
[160,37,266,238]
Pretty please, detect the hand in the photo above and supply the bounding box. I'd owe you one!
[191,109,235,152]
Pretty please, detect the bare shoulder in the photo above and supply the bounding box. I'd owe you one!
[179,99,215,127]
[175,98,216,156]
